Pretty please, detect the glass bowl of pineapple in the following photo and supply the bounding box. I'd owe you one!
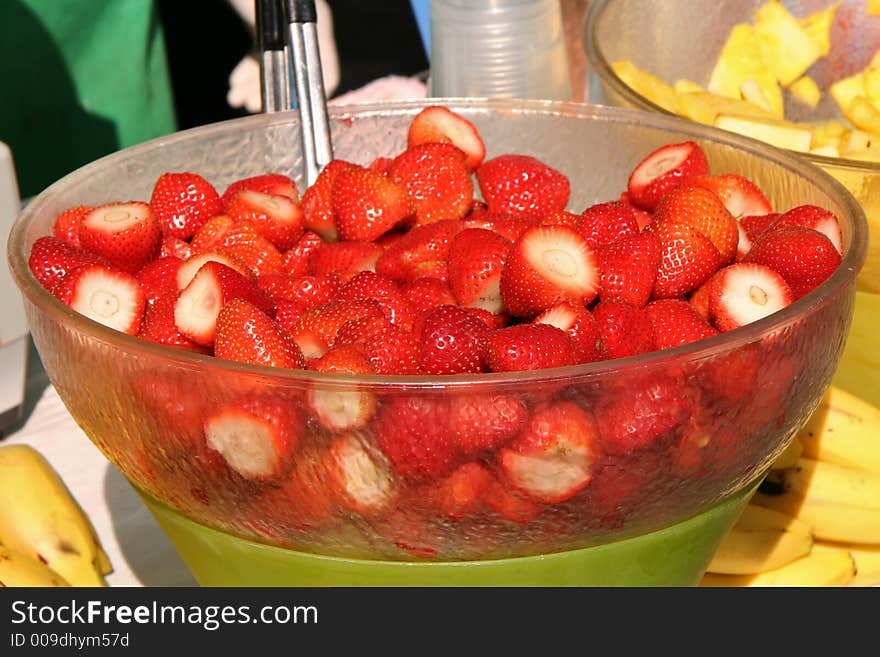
[584,0,880,293]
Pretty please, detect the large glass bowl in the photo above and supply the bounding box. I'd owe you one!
[584,0,880,293]
[7,100,868,585]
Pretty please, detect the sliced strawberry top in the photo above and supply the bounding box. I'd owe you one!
[626,140,709,212]
[407,105,487,171]
[78,202,162,273]
[52,205,92,247]
[28,236,106,294]
[221,173,299,207]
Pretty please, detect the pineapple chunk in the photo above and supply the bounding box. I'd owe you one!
[789,76,822,108]
[715,114,813,151]
[843,129,876,153]
[676,89,776,126]
[869,0,880,17]
[754,1,821,86]
[740,79,774,113]
[864,66,880,102]
[811,121,849,149]
[830,71,867,114]
[799,1,840,57]
[611,60,681,114]
[708,23,784,116]
[842,95,880,133]
[809,144,841,158]
[673,79,706,94]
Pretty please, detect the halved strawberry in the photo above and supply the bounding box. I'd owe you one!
[773,204,843,254]
[159,235,193,260]
[618,191,654,230]
[646,220,722,298]
[480,323,577,372]
[653,184,739,263]
[203,396,302,480]
[136,256,183,306]
[174,261,275,346]
[307,345,377,431]
[691,173,773,218]
[176,249,254,289]
[418,304,490,375]
[139,290,208,352]
[744,225,841,300]
[708,263,793,331]
[591,301,656,360]
[190,214,235,252]
[375,220,464,283]
[299,159,358,241]
[214,298,304,368]
[423,462,492,520]
[78,202,162,273]
[308,240,383,281]
[282,230,325,277]
[53,205,92,247]
[626,141,709,212]
[387,142,474,225]
[327,433,398,516]
[575,200,640,249]
[462,210,539,242]
[498,401,601,504]
[446,227,512,313]
[533,301,602,364]
[499,225,599,318]
[407,105,487,171]
[483,474,543,523]
[331,167,412,242]
[221,173,299,207]
[28,236,106,293]
[225,189,305,251]
[448,393,528,459]
[595,230,661,307]
[150,171,223,239]
[476,154,570,217]
[206,221,285,278]
[368,156,394,174]
[337,271,416,329]
[645,298,718,348]
[401,276,456,313]
[54,263,146,335]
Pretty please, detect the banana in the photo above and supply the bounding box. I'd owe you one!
[700,545,856,587]
[815,541,880,587]
[797,386,880,474]
[0,545,71,587]
[770,438,803,471]
[706,504,813,575]
[0,445,108,587]
[752,458,880,544]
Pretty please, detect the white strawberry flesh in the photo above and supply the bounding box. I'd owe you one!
[523,226,598,294]
[712,263,792,329]
[204,409,283,479]
[330,434,396,513]
[66,267,144,334]
[307,388,377,431]
[84,202,152,233]
[630,143,691,187]
[499,448,592,504]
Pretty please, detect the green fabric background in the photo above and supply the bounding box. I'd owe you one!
[0,0,178,198]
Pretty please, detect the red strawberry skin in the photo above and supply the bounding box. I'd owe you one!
[282,230,325,278]
[645,298,718,349]
[214,298,305,369]
[533,301,603,364]
[627,140,709,212]
[332,168,412,242]
[448,393,528,459]
[28,236,105,293]
[480,323,577,372]
[575,201,640,249]
[592,301,656,360]
[136,256,183,306]
[407,105,487,171]
[139,290,209,352]
[418,305,490,375]
[596,231,661,307]
[375,220,464,283]
[53,205,91,247]
[446,227,512,313]
[308,240,383,282]
[78,202,162,273]
[150,172,223,239]
[476,154,571,217]
[222,173,299,207]
[225,190,305,251]
[653,185,739,264]
[300,159,358,241]
[647,220,722,298]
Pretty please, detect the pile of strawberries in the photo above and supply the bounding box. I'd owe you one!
[26,106,846,559]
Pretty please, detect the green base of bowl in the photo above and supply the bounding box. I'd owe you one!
[138,479,759,587]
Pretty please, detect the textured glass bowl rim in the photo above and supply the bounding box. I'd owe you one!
[7,98,869,391]
[583,0,880,175]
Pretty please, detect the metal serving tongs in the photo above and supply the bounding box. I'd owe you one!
[257,0,334,188]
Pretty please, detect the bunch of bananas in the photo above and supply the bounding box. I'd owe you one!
[0,444,111,587]
[701,385,880,586]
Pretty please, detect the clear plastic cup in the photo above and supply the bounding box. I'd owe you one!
[429,0,572,100]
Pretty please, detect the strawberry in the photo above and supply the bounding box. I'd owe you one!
[541,210,581,227]
[373,396,458,481]
[695,344,760,407]
[375,220,464,283]
[335,315,421,375]
[401,277,456,313]
[739,212,781,245]
[203,220,285,278]
[618,191,654,230]
[259,273,340,309]
[462,210,539,242]
[690,173,773,219]
[203,396,302,480]
[708,263,793,331]
[326,433,398,516]
[476,154,570,217]
[534,301,602,364]
[448,393,528,459]
[282,230,325,277]
[174,261,275,346]
[480,323,577,372]
[595,373,691,454]
[646,220,721,298]
[407,105,486,170]
[645,298,718,349]
[446,228,512,313]
[176,249,254,289]
[225,189,305,251]
[595,230,661,307]
[308,240,383,281]
[424,462,492,520]
[688,275,714,319]
[574,200,639,249]
[773,204,843,254]
[150,171,223,239]
[78,202,162,273]
[28,236,106,293]
[274,299,307,332]
[307,345,378,431]
[190,214,236,252]
[337,271,416,329]
[368,156,394,174]
[135,256,183,305]
[465,307,510,330]
[159,235,193,260]
[54,263,146,335]
[418,304,490,375]
[289,299,384,359]
[213,298,304,369]
[387,142,474,225]
[139,290,208,352]
[591,301,656,360]
[331,167,412,241]
[483,475,543,523]
[221,173,299,207]
[744,225,841,300]
[499,225,599,318]
[53,205,91,247]
[652,184,739,263]
[498,401,601,504]
[299,159,358,241]
[626,140,709,212]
